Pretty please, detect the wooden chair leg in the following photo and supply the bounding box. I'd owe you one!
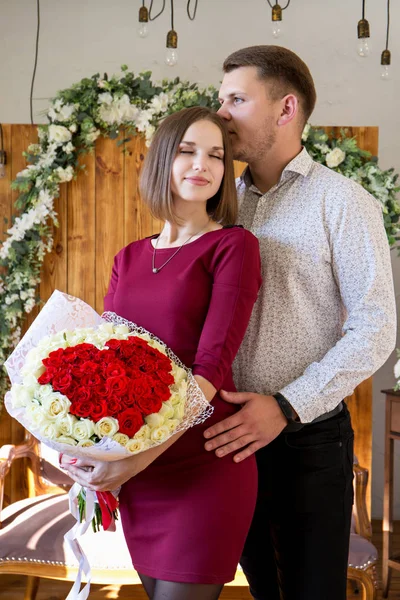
[24,576,40,600]
[348,566,377,600]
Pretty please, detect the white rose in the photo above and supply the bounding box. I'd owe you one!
[26,404,46,429]
[56,414,78,436]
[114,324,131,336]
[77,439,95,447]
[64,142,75,154]
[41,393,71,420]
[98,92,113,105]
[394,360,400,379]
[125,438,151,454]
[173,402,185,420]
[85,129,100,143]
[134,424,151,441]
[73,419,95,441]
[40,420,60,440]
[113,432,130,447]
[57,435,78,446]
[55,165,74,183]
[145,413,164,428]
[150,425,170,443]
[95,416,119,438]
[159,401,174,419]
[301,123,311,142]
[165,418,180,433]
[69,123,77,133]
[11,383,35,407]
[58,103,75,122]
[326,147,346,169]
[48,124,72,145]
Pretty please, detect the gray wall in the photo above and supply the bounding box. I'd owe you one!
[1,0,400,518]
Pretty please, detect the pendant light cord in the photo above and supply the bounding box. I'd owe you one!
[30,0,40,125]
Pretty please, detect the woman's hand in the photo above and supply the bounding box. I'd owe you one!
[60,453,145,492]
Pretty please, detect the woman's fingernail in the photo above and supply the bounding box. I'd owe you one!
[69,459,77,465]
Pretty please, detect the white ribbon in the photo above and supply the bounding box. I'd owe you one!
[64,483,96,600]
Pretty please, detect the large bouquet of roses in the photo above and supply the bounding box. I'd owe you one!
[4,290,212,599]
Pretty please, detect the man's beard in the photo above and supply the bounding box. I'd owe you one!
[232,118,277,164]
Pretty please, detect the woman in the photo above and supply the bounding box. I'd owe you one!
[62,106,262,600]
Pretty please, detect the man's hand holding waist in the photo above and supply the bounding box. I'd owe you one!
[204,391,288,462]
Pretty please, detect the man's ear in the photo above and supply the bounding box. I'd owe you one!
[277,94,299,126]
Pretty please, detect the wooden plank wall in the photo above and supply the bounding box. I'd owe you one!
[0,125,378,512]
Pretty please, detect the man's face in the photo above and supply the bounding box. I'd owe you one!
[217,66,281,164]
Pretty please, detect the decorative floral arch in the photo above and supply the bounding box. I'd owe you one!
[1,65,399,397]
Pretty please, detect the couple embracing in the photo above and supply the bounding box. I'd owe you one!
[61,45,396,600]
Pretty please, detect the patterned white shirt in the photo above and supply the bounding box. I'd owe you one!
[233,148,396,423]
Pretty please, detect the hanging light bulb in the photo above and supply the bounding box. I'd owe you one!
[357,1,370,57]
[380,1,391,80]
[138,4,149,38]
[380,50,391,80]
[271,3,283,38]
[165,29,178,66]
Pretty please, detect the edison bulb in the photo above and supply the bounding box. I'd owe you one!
[272,22,283,38]
[381,65,391,80]
[165,48,178,66]
[138,22,149,38]
[357,38,370,57]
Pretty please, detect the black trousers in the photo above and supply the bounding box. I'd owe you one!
[240,404,354,600]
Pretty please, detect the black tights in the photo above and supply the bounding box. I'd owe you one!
[138,573,223,600]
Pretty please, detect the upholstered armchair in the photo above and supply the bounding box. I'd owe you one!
[0,431,142,600]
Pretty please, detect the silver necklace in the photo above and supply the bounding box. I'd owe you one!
[152,220,211,274]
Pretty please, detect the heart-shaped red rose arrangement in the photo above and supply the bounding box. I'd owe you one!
[37,337,175,437]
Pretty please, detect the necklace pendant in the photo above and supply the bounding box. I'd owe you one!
[152,267,159,274]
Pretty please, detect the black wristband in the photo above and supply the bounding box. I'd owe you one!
[273,392,298,424]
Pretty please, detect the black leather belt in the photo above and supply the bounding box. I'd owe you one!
[284,401,344,433]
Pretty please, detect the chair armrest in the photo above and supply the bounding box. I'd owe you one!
[353,463,372,541]
[0,436,40,524]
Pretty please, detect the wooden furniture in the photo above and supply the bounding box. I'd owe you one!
[382,389,400,597]
[0,432,377,599]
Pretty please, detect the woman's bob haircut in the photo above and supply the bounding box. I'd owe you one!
[139,106,237,225]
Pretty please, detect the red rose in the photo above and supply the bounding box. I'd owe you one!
[70,386,92,403]
[107,398,123,416]
[106,375,130,396]
[38,368,57,385]
[52,373,74,394]
[90,400,109,422]
[104,361,127,378]
[157,370,174,385]
[152,382,171,402]
[136,395,163,416]
[127,378,152,402]
[118,407,144,437]
[81,373,102,388]
[70,399,94,419]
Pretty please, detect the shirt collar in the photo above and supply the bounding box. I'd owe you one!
[240,147,313,192]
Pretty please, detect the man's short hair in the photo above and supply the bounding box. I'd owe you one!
[223,45,317,125]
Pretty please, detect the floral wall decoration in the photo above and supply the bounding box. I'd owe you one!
[0,65,399,401]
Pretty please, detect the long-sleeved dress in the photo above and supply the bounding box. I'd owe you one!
[104,225,262,584]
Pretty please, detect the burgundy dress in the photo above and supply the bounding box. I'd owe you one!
[104,226,262,584]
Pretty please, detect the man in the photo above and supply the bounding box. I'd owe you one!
[204,45,396,600]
